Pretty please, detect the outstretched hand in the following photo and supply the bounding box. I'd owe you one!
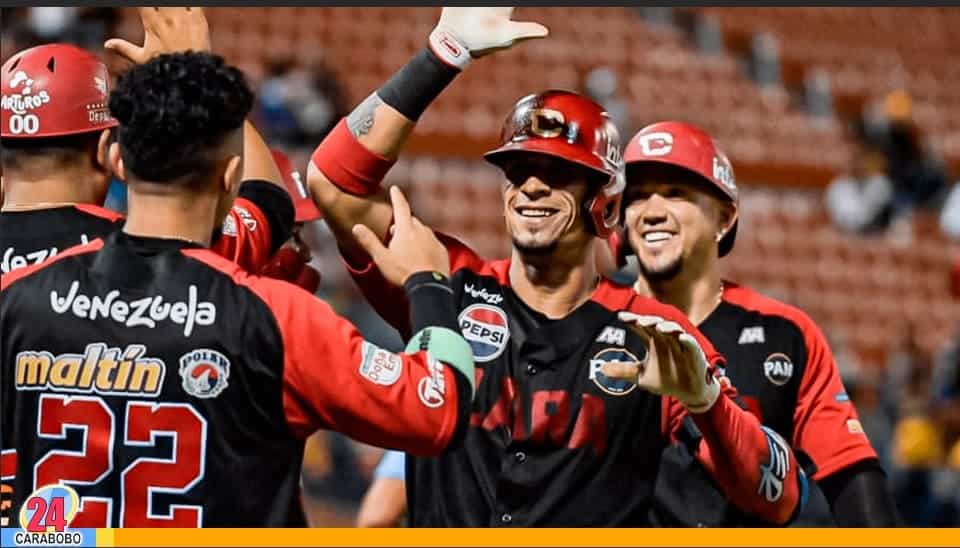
[105,7,211,65]
[429,7,549,68]
[602,313,721,413]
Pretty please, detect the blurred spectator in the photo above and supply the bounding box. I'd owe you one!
[301,432,374,526]
[257,57,303,146]
[27,7,78,40]
[880,92,950,215]
[693,14,724,54]
[938,181,960,240]
[750,32,781,88]
[825,122,894,234]
[803,68,834,120]
[255,56,348,148]
[584,66,632,137]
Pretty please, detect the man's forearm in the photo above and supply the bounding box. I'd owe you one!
[691,395,805,525]
[307,47,461,261]
[242,121,283,187]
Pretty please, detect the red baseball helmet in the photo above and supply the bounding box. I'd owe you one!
[1,43,116,139]
[271,149,321,223]
[624,121,739,256]
[484,90,625,238]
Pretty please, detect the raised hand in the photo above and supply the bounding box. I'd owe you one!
[105,7,212,65]
[429,7,549,69]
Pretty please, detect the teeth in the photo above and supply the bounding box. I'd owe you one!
[519,209,554,218]
[644,231,673,243]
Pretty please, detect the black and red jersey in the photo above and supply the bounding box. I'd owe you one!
[0,180,292,274]
[1,230,472,527]
[650,281,879,526]
[342,234,802,526]
[702,283,878,479]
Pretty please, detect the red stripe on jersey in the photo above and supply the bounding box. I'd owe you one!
[74,203,125,223]
[1,239,104,291]
[0,449,16,480]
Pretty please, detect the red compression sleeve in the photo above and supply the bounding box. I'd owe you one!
[310,119,396,197]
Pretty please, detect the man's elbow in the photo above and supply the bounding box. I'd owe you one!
[306,162,342,213]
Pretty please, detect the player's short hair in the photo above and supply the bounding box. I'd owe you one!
[109,51,253,185]
[1,132,104,171]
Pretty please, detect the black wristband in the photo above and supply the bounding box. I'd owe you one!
[377,47,460,122]
[404,271,460,334]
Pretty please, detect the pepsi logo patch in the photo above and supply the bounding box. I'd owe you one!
[179,348,230,399]
[588,348,642,396]
[763,352,793,386]
[458,304,510,363]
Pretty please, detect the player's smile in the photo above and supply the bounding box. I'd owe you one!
[507,191,575,246]
[500,154,589,252]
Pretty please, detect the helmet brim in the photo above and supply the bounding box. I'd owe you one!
[484,138,615,179]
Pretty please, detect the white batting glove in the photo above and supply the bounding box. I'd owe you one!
[428,7,549,70]
[604,312,721,414]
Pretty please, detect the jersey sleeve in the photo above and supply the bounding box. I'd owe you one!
[343,231,485,338]
[211,181,295,272]
[662,378,804,525]
[248,277,470,456]
[792,318,878,480]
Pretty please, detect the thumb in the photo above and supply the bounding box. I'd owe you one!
[352,224,389,263]
[503,21,549,42]
[104,39,144,64]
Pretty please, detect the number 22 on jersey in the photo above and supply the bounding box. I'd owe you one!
[5,394,207,527]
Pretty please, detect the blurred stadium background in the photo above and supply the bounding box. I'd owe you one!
[3,6,959,527]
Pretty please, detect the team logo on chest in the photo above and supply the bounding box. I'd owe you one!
[589,348,641,396]
[458,304,510,362]
[763,352,794,386]
[179,348,230,398]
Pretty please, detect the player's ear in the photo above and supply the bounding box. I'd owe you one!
[95,129,112,174]
[108,142,126,181]
[716,201,737,239]
[223,155,242,195]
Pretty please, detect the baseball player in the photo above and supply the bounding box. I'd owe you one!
[607,121,899,526]
[1,50,476,528]
[307,7,804,526]
[1,8,293,276]
[259,149,323,293]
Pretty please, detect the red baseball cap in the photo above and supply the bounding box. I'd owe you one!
[271,149,321,223]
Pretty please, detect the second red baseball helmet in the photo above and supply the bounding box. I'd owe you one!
[624,121,738,256]
[1,43,116,139]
